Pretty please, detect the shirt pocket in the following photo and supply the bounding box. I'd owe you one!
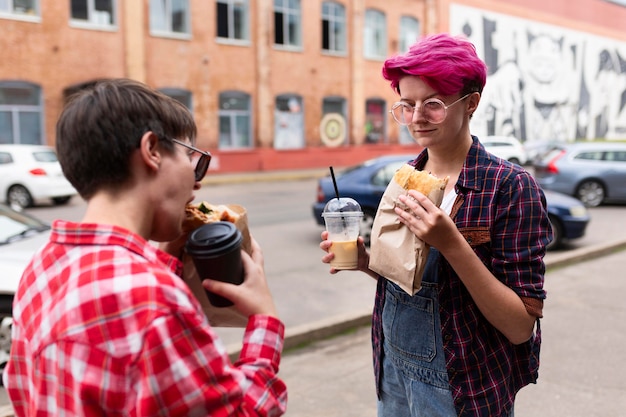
[459,226,492,265]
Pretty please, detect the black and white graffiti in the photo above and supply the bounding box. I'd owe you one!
[450,4,626,144]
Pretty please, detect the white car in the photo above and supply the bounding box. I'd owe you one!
[0,144,77,210]
[481,136,529,166]
[0,203,51,372]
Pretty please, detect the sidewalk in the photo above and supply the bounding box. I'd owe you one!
[279,247,626,417]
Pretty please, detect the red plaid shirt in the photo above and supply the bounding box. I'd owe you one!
[4,221,287,416]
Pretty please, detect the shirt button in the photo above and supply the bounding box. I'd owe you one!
[444,334,452,341]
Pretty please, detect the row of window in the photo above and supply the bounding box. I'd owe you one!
[0,82,413,149]
[1,1,420,56]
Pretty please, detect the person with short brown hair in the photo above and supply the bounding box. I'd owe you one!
[5,78,287,416]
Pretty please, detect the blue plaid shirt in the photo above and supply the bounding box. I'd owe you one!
[372,136,552,416]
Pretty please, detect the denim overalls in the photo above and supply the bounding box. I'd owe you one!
[377,247,458,417]
[376,247,516,416]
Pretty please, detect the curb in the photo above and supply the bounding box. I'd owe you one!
[226,237,626,360]
[202,168,329,186]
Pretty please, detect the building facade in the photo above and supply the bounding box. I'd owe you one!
[1,0,625,173]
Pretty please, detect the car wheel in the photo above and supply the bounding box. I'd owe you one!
[547,214,563,250]
[575,180,605,207]
[52,196,72,205]
[360,209,376,247]
[7,184,33,210]
[508,158,521,165]
[0,317,12,386]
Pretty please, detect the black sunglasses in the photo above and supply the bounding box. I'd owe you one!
[172,139,212,182]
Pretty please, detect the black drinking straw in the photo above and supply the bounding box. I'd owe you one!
[329,166,348,230]
[329,166,340,200]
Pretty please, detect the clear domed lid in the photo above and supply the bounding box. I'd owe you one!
[322,197,362,216]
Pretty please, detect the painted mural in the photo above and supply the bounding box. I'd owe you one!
[450,4,626,145]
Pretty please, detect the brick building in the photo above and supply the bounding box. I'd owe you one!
[1,0,625,173]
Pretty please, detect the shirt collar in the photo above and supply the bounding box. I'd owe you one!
[412,135,489,194]
[50,220,183,275]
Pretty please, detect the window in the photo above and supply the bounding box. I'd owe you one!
[274,94,304,149]
[399,16,419,53]
[321,2,346,54]
[219,91,251,149]
[0,82,43,145]
[365,98,385,143]
[70,0,115,26]
[159,88,192,111]
[606,151,626,162]
[363,9,386,60]
[274,0,301,48]
[150,0,190,36]
[372,161,405,186]
[0,0,39,17]
[575,151,603,161]
[216,0,249,42]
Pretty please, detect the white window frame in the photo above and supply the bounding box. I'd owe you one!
[216,0,250,44]
[218,91,252,149]
[363,9,387,60]
[321,2,346,55]
[149,0,191,39]
[273,0,302,50]
[399,15,419,53]
[0,0,40,21]
[0,81,43,145]
[70,0,117,30]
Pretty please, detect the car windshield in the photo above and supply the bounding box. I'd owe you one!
[0,205,50,244]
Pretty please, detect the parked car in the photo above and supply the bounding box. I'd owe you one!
[542,189,590,250]
[481,136,529,165]
[524,140,562,164]
[533,142,626,207]
[0,144,78,210]
[0,202,51,374]
[312,154,590,249]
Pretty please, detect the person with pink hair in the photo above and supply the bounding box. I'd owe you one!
[321,33,552,416]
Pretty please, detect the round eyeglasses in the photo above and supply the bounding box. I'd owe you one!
[172,139,212,182]
[389,93,471,125]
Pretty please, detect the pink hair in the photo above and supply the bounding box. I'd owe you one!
[382,33,487,96]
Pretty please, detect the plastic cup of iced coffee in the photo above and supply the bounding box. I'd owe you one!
[322,197,363,270]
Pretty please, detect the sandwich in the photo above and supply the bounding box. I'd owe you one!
[392,164,449,195]
[183,202,241,232]
[183,201,252,255]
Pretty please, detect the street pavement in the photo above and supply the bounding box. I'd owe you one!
[1,169,625,416]
[278,248,626,417]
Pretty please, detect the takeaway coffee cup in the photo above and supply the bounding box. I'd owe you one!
[322,198,363,270]
[185,221,244,307]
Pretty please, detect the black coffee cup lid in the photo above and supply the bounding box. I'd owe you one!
[185,221,243,256]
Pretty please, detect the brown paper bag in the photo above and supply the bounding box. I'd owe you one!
[368,180,445,296]
[182,204,252,327]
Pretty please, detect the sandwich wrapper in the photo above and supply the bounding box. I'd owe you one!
[368,167,447,296]
[181,204,251,327]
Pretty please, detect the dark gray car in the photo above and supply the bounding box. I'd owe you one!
[533,142,626,207]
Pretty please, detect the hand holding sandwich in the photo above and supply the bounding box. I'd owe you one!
[395,190,459,252]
